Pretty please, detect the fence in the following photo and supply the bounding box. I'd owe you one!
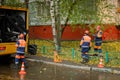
[29,39,120,68]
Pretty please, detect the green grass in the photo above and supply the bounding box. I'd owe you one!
[29,39,120,68]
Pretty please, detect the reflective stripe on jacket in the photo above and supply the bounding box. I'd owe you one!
[16,39,26,54]
[95,30,102,42]
[80,35,91,48]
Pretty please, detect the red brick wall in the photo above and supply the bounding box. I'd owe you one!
[29,25,53,40]
[29,25,120,41]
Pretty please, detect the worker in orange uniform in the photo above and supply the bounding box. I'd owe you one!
[94,26,103,57]
[80,30,92,63]
[15,33,26,68]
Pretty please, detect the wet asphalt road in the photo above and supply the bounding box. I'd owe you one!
[0,57,120,80]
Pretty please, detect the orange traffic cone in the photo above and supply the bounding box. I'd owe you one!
[54,50,62,63]
[19,74,25,80]
[19,62,26,75]
[98,57,104,68]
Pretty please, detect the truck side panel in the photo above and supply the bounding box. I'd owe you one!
[0,43,16,55]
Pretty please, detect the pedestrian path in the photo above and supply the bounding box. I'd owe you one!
[26,55,120,74]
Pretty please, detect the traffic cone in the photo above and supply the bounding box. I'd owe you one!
[54,50,62,63]
[19,62,26,75]
[98,57,104,68]
[19,74,25,80]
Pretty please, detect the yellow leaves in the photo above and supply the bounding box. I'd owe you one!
[29,39,120,68]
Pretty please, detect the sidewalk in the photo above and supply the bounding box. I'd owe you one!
[26,54,120,74]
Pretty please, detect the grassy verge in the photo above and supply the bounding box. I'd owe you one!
[29,39,120,68]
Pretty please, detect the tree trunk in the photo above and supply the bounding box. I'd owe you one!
[61,0,77,38]
[55,0,61,52]
[50,0,59,52]
[25,0,29,8]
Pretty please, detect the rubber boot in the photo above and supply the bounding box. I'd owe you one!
[85,58,89,63]
[99,53,103,57]
[25,62,28,68]
[15,64,19,69]
[81,58,86,64]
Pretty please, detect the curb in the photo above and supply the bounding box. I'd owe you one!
[27,58,120,74]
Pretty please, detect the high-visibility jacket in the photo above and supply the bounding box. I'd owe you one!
[16,38,26,54]
[80,34,92,48]
[94,30,102,44]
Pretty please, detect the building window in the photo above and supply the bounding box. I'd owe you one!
[37,0,50,18]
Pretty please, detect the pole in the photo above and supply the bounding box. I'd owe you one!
[72,48,75,59]
[105,51,109,63]
[42,46,46,54]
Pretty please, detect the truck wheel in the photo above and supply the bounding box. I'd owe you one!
[28,44,37,55]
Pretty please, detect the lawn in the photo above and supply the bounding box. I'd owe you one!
[29,39,120,68]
